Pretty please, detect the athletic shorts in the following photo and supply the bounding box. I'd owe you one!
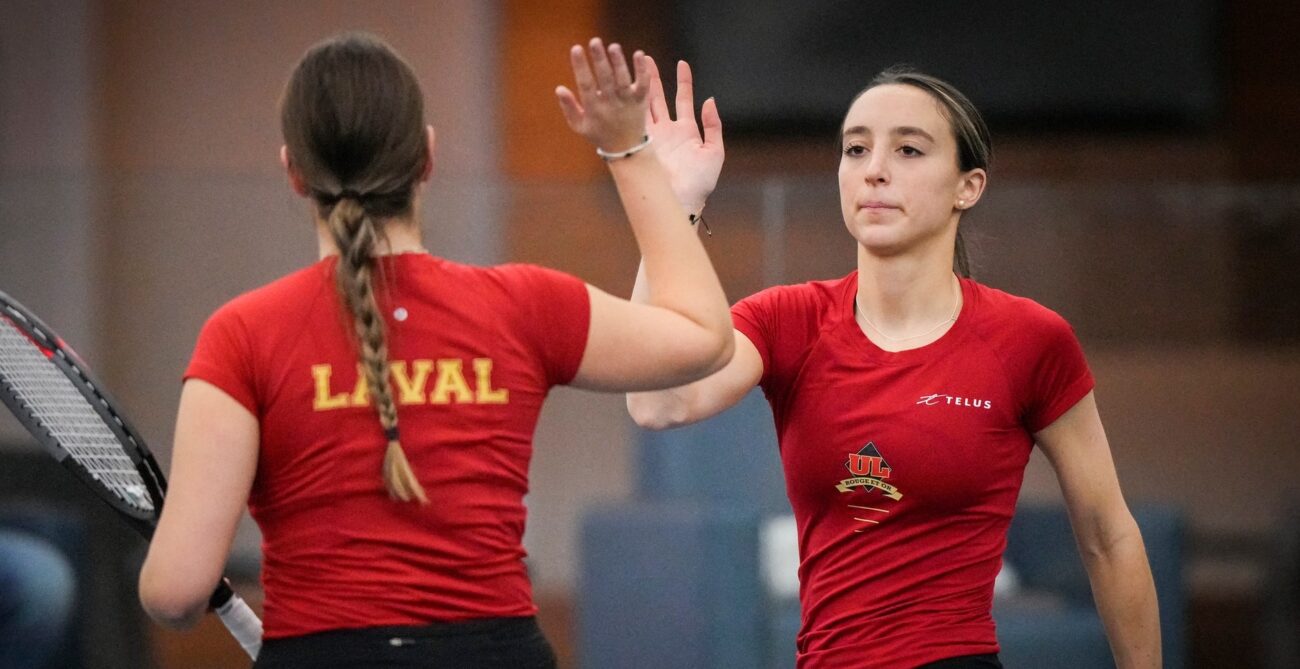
[253,616,556,669]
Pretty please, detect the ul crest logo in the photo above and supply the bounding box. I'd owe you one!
[835,442,903,500]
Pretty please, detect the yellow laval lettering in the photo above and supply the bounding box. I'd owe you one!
[391,360,433,405]
[315,358,507,409]
[311,364,350,411]
[430,359,473,404]
[473,358,508,404]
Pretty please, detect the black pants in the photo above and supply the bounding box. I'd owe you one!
[253,617,556,669]
[917,653,1003,668]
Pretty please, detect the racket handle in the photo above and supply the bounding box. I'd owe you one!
[211,579,263,659]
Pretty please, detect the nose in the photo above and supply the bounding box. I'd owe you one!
[862,148,889,184]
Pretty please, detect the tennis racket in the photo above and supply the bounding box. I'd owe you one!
[0,288,263,659]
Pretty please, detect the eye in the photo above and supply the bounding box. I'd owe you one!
[899,145,925,157]
[842,144,867,157]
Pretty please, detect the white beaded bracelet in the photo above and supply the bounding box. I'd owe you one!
[595,135,652,161]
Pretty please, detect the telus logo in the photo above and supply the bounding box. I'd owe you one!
[916,393,992,410]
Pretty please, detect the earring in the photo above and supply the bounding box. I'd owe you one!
[957,199,966,208]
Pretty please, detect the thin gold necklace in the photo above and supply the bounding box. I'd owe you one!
[856,280,961,343]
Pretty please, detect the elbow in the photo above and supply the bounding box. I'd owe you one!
[139,566,208,630]
[1076,510,1144,563]
[627,392,690,431]
[623,325,734,431]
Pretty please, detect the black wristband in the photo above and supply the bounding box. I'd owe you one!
[689,212,712,236]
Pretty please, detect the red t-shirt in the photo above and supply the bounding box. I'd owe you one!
[184,254,590,639]
[732,273,1093,668]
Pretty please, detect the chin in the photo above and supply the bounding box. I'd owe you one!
[846,222,906,252]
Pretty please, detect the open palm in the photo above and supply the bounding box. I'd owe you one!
[645,57,725,214]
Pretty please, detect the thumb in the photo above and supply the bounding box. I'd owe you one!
[700,97,724,151]
[555,86,585,132]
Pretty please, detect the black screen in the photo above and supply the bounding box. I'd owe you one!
[674,0,1221,134]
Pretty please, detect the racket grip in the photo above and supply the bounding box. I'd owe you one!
[212,585,263,659]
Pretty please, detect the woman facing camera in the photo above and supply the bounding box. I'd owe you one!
[627,59,1161,669]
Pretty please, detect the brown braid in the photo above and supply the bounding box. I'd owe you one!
[282,33,431,504]
[327,197,428,504]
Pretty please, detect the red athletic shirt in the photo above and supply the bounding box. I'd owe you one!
[732,273,1093,668]
[184,254,590,639]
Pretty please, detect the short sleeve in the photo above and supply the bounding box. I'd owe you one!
[731,288,780,388]
[498,264,591,386]
[1023,313,1095,433]
[184,302,259,415]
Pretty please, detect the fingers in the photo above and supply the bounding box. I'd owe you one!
[701,96,724,151]
[630,50,648,99]
[674,59,695,126]
[608,43,633,91]
[569,45,597,102]
[646,55,671,123]
[555,85,584,131]
[561,37,649,142]
[588,38,618,96]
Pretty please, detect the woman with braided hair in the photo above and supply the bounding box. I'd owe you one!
[138,33,733,667]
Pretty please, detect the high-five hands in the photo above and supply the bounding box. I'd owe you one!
[556,38,650,156]
[644,57,724,214]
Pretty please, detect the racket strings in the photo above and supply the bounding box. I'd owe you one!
[0,318,155,513]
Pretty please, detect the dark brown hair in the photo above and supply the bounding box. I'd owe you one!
[854,66,992,277]
[281,32,429,503]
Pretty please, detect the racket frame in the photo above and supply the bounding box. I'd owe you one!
[0,290,167,538]
[0,288,262,657]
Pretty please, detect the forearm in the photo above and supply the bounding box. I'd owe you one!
[1080,525,1162,668]
[139,380,256,630]
[607,148,731,345]
[139,551,212,629]
[625,252,718,428]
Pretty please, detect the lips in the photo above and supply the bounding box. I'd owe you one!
[857,201,899,211]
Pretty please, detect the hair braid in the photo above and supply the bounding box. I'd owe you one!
[327,198,428,504]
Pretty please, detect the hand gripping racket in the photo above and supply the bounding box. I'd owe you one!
[0,289,263,659]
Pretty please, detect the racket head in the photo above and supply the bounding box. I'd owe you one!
[0,289,165,536]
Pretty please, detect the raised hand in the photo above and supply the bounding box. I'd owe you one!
[644,56,724,214]
[556,38,649,155]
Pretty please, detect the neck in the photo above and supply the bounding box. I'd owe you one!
[315,215,426,260]
[854,243,960,342]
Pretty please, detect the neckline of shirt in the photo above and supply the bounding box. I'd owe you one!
[839,272,975,365]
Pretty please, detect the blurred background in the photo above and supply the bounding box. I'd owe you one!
[1,1,1297,667]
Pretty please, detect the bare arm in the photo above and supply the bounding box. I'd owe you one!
[626,325,763,428]
[138,380,258,629]
[556,40,733,391]
[1036,391,1161,668]
[617,56,762,426]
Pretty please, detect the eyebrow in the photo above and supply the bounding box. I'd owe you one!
[840,125,937,143]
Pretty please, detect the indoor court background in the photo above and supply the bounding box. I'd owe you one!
[2,1,1298,667]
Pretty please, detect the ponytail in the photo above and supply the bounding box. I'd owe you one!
[954,229,971,278]
[327,197,428,504]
